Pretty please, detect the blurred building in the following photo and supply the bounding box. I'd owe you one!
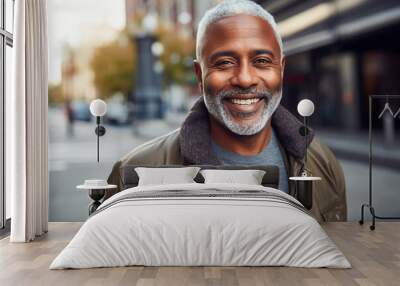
[61,24,120,102]
[258,0,400,133]
[125,0,221,35]
[61,46,96,101]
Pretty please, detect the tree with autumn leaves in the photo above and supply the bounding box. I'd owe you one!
[90,30,136,100]
[90,24,196,100]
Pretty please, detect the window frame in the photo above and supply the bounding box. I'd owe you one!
[0,0,14,232]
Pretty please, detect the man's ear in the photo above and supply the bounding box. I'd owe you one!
[193,59,203,93]
[281,56,286,78]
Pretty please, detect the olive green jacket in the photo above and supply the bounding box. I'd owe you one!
[107,97,347,222]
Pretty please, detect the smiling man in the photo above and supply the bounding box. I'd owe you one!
[106,0,347,222]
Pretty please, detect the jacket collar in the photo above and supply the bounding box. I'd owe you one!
[179,97,314,164]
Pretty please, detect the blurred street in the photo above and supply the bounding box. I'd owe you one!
[49,107,400,222]
[49,107,181,221]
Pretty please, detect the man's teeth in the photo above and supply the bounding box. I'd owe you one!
[229,98,261,105]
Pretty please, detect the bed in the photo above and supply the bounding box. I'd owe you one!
[50,165,350,269]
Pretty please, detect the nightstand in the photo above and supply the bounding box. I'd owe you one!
[77,180,117,215]
[289,176,321,210]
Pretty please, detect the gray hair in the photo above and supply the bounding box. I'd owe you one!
[196,0,283,61]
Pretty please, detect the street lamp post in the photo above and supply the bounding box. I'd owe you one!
[129,13,163,120]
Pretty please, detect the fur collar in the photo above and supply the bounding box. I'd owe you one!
[179,97,314,164]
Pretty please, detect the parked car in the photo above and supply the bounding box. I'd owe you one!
[71,101,92,122]
[104,101,130,125]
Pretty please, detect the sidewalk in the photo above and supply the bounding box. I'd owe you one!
[317,129,400,169]
[132,118,181,139]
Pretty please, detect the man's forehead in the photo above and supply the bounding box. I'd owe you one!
[201,14,280,59]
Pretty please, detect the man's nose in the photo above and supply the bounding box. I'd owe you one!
[230,63,258,89]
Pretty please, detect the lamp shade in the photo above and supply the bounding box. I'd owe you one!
[90,99,107,117]
[297,99,315,117]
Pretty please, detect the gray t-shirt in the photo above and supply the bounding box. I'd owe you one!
[211,129,289,193]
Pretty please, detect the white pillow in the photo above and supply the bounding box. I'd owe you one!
[135,167,201,186]
[200,169,266,185]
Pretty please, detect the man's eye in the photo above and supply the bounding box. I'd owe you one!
[216,60,233,67]
[254,58,272,65]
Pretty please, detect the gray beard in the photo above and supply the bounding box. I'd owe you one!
[203,87,282,136]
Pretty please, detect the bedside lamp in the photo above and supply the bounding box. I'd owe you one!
[90,99,107,162]
[289,99,321,210]
[77,99,116,215]
[297,99,314,175]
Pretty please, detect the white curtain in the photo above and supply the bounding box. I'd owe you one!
[8,0,49,242]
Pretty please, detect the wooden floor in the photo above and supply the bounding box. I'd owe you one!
[0,222,399,286]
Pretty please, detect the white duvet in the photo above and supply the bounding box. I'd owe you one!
[50,183,351,269]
